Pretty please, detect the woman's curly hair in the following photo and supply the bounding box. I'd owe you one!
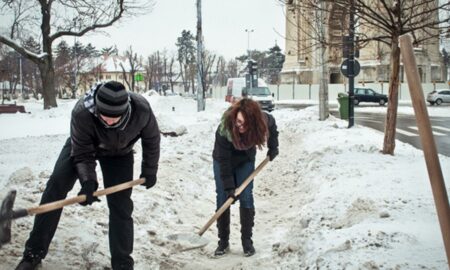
[224,98,268,150]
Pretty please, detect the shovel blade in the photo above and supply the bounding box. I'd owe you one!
[0,190,16,246]
[167,233,209,251]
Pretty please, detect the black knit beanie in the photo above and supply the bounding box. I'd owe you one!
[95,81,129,117]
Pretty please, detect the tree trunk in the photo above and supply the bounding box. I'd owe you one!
[179,61,186,92]
[183,64,189,93]
[131,72,136,92]
[382,37,401,155]
[318,1,329,121]
[38,59,57,109]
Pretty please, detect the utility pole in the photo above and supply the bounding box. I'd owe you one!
[245,29,255,90]
[348,0,356,128]
[245,29,254,60]
[318,0,329,121]
[196,0,205,111]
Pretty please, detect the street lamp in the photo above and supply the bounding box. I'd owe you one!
[245,29,254,59]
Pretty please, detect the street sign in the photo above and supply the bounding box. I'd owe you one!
[135,73,144,82]
[340,59,360,78]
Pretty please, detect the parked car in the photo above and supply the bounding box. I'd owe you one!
[426,89,450,105]
[226,78,275,111]
[353,88,388,106]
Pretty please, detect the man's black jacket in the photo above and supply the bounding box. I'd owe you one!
[70,92,160,184]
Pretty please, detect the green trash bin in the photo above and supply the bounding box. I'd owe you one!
[337,92,349,120]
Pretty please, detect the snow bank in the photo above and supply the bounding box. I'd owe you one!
[0,97,448,269]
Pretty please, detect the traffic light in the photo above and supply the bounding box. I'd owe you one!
[247,60,258,88]
[342,36,360,59]
[247,60,258,75]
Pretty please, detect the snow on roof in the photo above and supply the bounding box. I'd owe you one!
[101,56,130,72]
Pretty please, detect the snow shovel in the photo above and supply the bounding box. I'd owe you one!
[0,178,145,247]
[167,157,270,251]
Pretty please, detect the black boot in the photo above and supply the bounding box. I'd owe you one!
[214,209,230,256]
[15,252,42,270]
[240,207,255,257]
[16,247,46,270]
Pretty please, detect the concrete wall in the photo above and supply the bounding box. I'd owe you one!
[211,82,450,101]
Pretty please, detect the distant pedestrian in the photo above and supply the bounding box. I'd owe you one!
[212,98,279,257]
[16,81,160,270]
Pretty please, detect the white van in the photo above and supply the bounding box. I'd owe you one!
[225,78,275,111]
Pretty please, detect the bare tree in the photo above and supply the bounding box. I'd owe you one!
[144,54,156,91]
[226,59,239,79]
[176,30,196,94]
[0,50,20,99]
[21,37,41,99]
[0,0,153,109]
[201,50,217,95]
[54,40,72,98]
[280,0,450,155]
[144,51,166,92]
[166,52,180,92]
[214,56,228,87]
[120,46,142,92]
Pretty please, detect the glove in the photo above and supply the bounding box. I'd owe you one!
[78,180,100,206]
[141,175,157,189]
[225,188,237,202]
[267,148,279,161]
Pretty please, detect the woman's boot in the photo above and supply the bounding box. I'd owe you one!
[214,209,230,256]
[240,208,255,257]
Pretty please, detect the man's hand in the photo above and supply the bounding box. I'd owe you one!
[78,180,100,206]
[141,175,157,189]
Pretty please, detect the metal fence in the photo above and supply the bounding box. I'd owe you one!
[211,82,450,101]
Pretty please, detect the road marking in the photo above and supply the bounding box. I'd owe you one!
[396,128,418,137]
[433,126,450,132]
[408,126,446,136]
[361,119,383,123]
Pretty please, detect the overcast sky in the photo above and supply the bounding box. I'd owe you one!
[76,0,286,60]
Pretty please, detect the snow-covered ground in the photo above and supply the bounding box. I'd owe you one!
[0,96,449,269]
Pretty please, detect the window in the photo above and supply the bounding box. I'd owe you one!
[106,75,111,79]
[355,89,364,95]
[431,66,441,81]
[367,89,375,96]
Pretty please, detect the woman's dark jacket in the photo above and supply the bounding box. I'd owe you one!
[212,111,278,190]
[70,92,160,184]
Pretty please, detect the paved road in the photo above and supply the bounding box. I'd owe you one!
[348,111,450,157]
[275,103,450,157]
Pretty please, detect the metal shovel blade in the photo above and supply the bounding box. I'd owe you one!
[167,233,209,251]
[0,190,16,246]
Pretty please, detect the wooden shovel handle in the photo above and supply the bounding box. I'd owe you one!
[198,157,270,236]
[27,178,145,216]
[399,34,450,264]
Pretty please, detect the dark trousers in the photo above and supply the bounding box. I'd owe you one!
[24,138,135,270]
[213,160,255,209]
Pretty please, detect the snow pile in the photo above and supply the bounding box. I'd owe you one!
[0,97,448,269]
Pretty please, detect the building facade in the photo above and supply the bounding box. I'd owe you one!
[281,1,446,84]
